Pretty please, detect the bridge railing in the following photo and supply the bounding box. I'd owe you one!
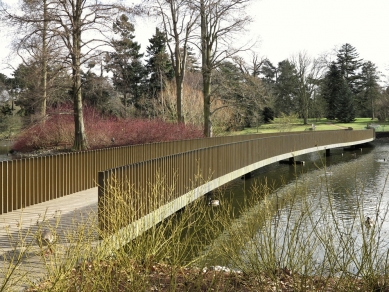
[0,132,291,214]
[97,130,375,233]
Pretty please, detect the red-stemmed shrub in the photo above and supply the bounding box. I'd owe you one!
[12,105,204,152]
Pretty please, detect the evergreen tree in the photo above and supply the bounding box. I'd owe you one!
[336,43,362,94]
[358,61,380,119]
[322,62,355,122]
[274,60,298,116]
[321,63,342,120]
[185,46,200,72]
[335,80,355,122]
[145,28,174,100]
[105,15,147,109]
[262,107,275,123]
[260,59,278,83]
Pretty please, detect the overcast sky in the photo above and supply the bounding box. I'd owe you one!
[1,0,388,79]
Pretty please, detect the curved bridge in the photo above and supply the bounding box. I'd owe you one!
[98,130,375,245]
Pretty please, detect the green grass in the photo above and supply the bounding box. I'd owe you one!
[232,118,389,135]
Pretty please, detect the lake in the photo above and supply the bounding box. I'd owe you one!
[203,138,389,275]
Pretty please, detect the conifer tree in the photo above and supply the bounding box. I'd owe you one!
[358,61,380,119]
[145,28,174,100]
[322,62,355,122]
[335,80,355,122]
[336,43,362,94]
[274,60,298,116]
[322,63,342,120]
[105,14,147,109]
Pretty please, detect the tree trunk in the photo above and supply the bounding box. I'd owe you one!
[41,0,48,118]
[201,0,212,137]
[176,76,184,123]
[203,73,212,137]
[173,32,185,124]
[72,0,88,151]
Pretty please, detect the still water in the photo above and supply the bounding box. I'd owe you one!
[206,139,389,274]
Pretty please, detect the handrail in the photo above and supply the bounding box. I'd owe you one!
[97,129,375,234]
[1,131,308,214]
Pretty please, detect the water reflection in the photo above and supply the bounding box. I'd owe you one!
[207,140,389,274]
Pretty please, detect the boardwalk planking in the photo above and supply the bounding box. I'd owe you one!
[0,188,98,291]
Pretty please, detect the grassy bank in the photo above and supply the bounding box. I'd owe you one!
[233,118,389,135]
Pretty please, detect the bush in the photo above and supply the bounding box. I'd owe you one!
[12,105,204,152]
[262,107,275,124]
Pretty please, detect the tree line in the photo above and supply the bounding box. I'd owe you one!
[0,0,388,151]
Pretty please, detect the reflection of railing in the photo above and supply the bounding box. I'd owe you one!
[0,132,290,214]
[98,130,375,234]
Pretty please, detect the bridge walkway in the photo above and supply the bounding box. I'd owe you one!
[0,188,97,291]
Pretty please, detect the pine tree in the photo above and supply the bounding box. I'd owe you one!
[274,60,298,116]
[335,80,355,123]
[336,43,362,94]
[322,62,355,122]
[105,15,147,108]
[145,28,174,100]
[358,61,380,119]
[322,63,342,120]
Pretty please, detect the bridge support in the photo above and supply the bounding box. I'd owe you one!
[326,149,331,156]
[241,172,252,180]
[279,157,305,165]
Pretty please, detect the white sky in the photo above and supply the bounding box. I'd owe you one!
[1,0,388,79]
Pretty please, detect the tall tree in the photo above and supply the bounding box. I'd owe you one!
[321,63,341,120]
[376,87,389,122]
[335,80,355,123]
[198,0,253,136]
[105,14,147,109]
[2,0,123,150]
[358,61,380,119]
[51,0,121,150]
[0,0,59,118]
[336,43,362,94]
[273,60,298,116]
[322,62,355,122]
[146,0,198,124]
[290,52,324,124]
[145,27,174,101]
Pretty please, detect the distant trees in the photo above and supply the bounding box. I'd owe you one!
[273,60,298,116]
[290,52,323,125]
[145,28,174,102]
[0,0,61,118]
[2,0,389,145]
[358,61,381,119]
[105,14,147,111]
[321,62,355,122]
[146,0,199,124]
[336,43,362,94]
[198,0,253,136]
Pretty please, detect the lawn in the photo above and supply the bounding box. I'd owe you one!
[233,118,389,135]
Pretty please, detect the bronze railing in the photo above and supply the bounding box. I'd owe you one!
[0,132,292,214]
[97,129,375,232]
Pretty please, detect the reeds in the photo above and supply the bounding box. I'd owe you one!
[2,160,389,291]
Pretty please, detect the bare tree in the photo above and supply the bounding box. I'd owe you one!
[0,0,62,118]
[2,0,128,150]
[146,0,199,123]
[290,51,325,125]
[197,0,253,136]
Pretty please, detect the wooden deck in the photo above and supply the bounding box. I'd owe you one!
[0,188,98,291]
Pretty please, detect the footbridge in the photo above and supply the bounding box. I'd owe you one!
[97,130,375,244]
